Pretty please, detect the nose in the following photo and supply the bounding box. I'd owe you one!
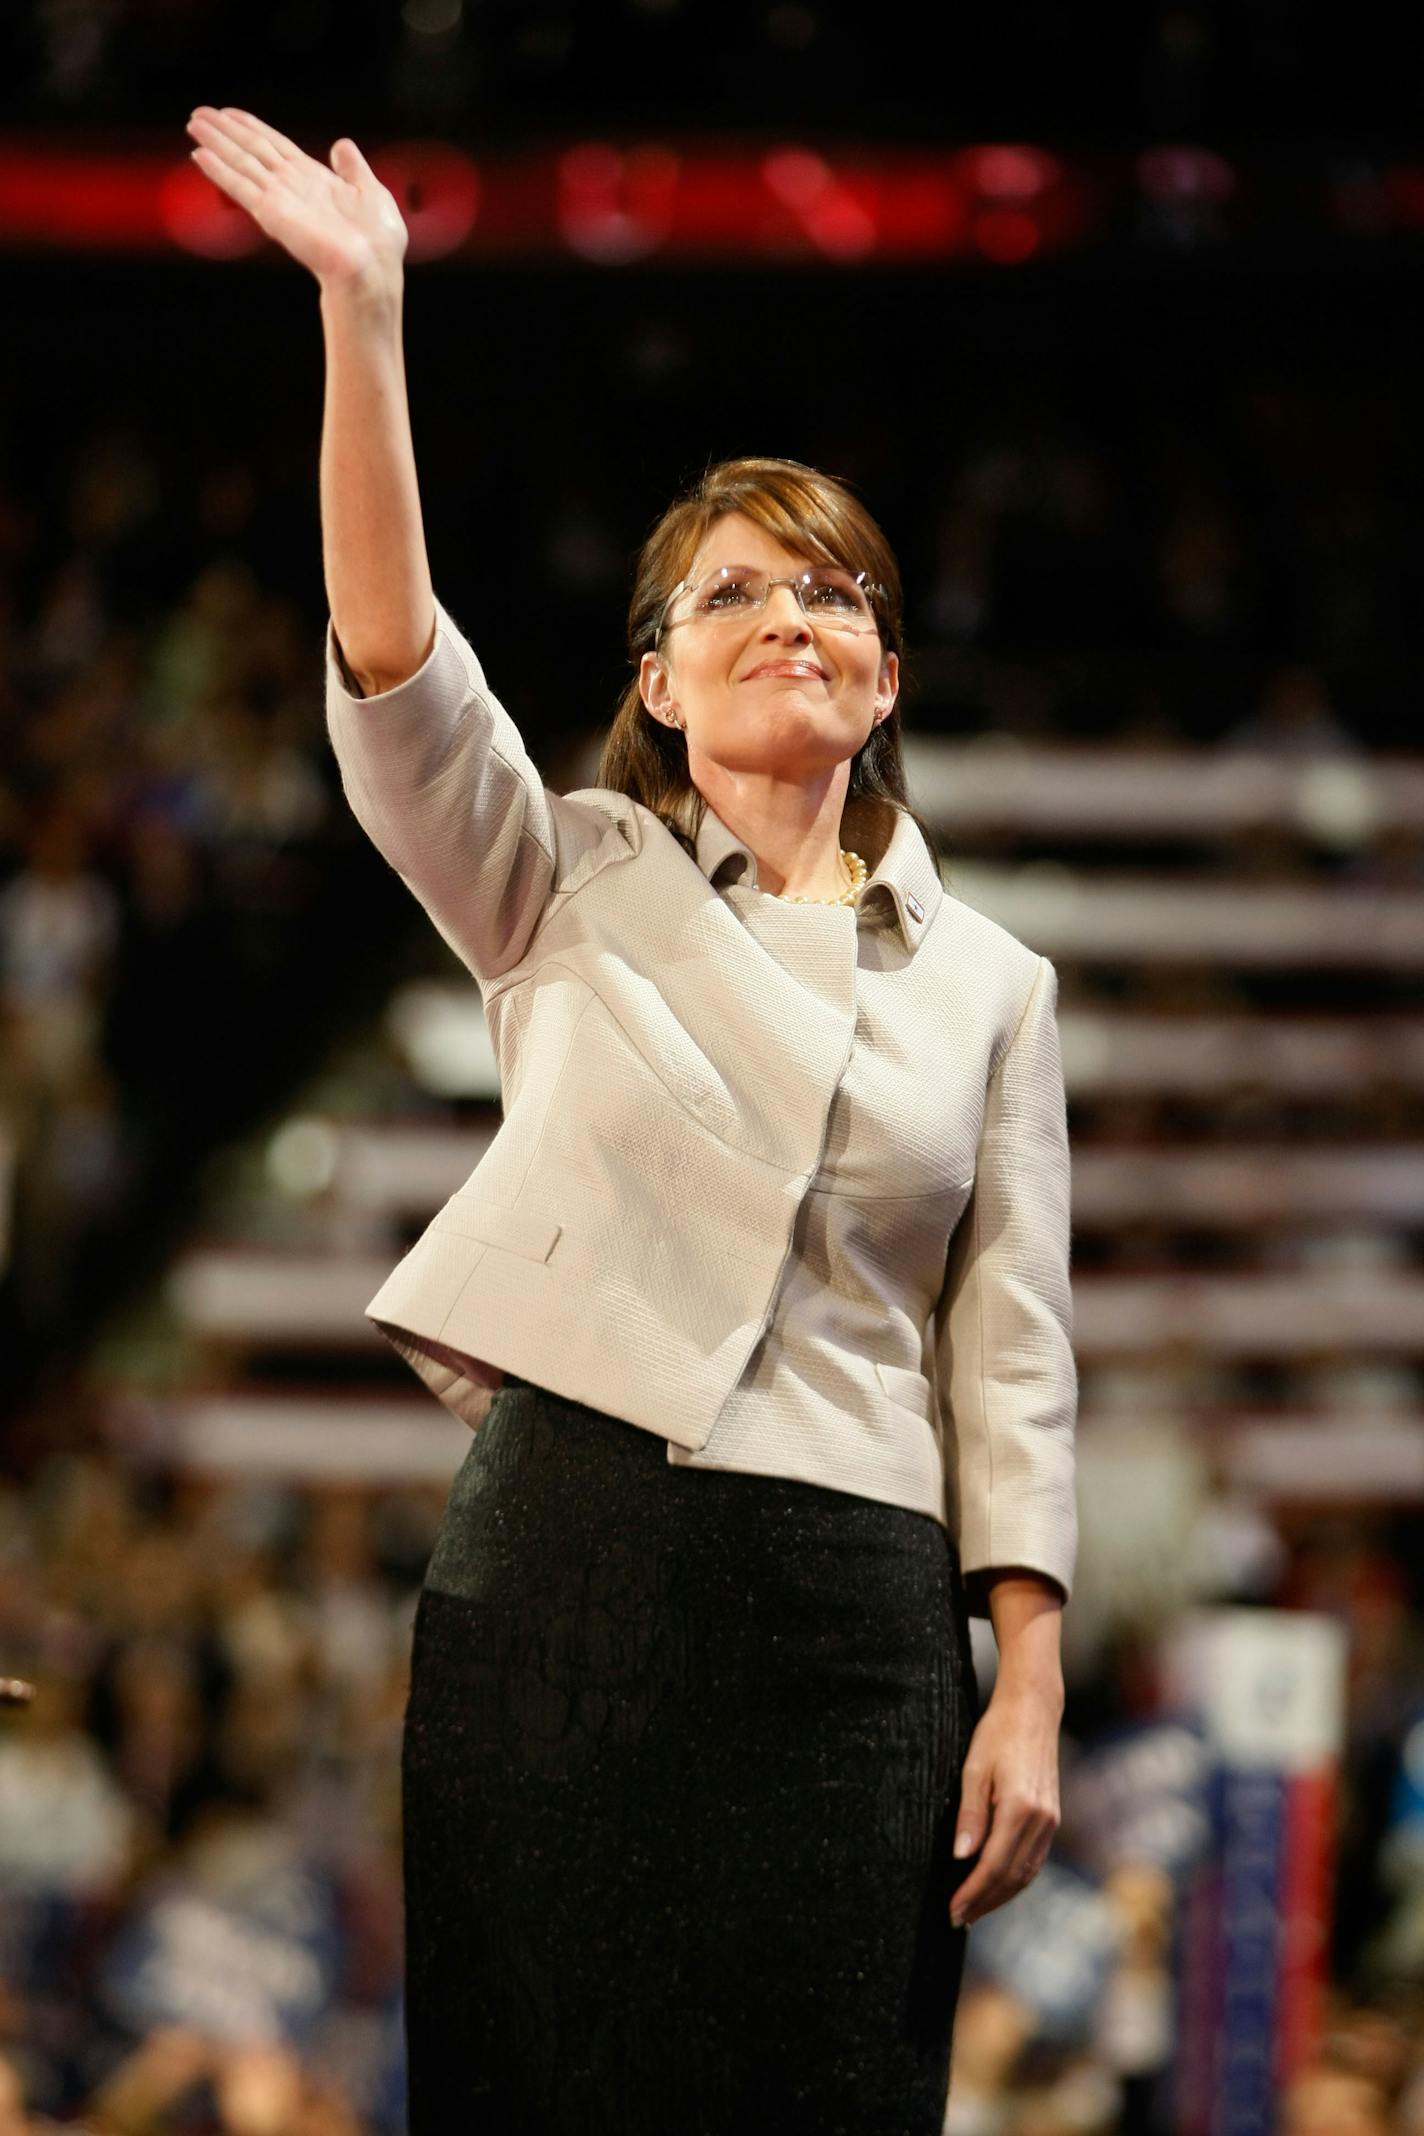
[758,583,813,639]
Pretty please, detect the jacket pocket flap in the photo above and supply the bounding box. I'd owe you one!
[874,1359,934,1423]
[431,1200,562,1263]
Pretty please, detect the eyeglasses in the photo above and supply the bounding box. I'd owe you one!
[656,562,883,644]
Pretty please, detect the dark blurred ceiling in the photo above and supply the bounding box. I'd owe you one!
[0,0,1420,154]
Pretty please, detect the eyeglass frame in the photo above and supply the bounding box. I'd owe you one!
[653,561,887,649]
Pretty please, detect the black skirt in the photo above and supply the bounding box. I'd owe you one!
[401,1372,981,2136]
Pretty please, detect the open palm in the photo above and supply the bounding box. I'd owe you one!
[185,106,407,290]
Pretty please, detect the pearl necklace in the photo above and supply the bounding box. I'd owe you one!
[777,847,868,906]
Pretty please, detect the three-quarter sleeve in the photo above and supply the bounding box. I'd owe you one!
[934,953,1078,1618]
[324,596,627,986]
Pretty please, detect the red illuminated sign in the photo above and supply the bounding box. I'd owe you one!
[0,137,1101,263]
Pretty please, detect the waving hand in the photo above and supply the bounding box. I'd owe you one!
[186,106,407,294]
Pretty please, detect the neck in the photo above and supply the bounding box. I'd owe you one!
[692,764,851,900]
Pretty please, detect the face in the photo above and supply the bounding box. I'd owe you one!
[639,511,898,786]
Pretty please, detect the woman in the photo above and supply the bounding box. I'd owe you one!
[186,106,1076,2136]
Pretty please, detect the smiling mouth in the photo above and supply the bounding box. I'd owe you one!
[745,664,828,681]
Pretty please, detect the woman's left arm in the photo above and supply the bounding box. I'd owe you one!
[948,1567,1065,1928]
[932,949,1078,1927]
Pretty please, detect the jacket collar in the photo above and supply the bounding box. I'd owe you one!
[693,794,943,950]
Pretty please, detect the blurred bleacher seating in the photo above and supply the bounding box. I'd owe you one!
[2,342,1423,2129]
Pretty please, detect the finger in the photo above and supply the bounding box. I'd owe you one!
[187,108,284,180]
[216,106,304,166]
[187,115,278,193]
[331,136,376,184]
[953,1820,1053,1928]
[950,1815,1025,1926]
[1003,1816,1056,1890]
[189,142,266,215]
[953,1763,993,1862]
[950,1881,987,1927]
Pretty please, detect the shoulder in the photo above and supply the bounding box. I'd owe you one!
[558,785,647,856]
[937,882,1045,989]
[561,790,713,871]
[932,887,1054,1077]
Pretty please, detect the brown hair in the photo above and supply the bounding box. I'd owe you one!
[595,454,943,871]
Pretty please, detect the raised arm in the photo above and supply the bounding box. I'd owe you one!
[185,105,432,692]
[185,106,640,984]
[319,275,434,695]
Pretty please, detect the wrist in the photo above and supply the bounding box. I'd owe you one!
[980,1567,1064,1701]
[992,1652,1065,1705]
[319,261,404,321]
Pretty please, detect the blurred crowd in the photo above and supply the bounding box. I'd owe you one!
[3,352,1419,1411]
[5,1437,1424,2129]
[0,1449,421,2130]
[0,419,377,1424]
[1,277,1422,2127]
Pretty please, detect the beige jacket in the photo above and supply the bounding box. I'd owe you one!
[325,596,1078,1613]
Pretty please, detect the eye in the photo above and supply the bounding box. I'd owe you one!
[805,572,865,613]
[696,568,760,613]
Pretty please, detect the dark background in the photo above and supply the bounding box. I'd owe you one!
[2,0,1423,150]
[2,6,1423,2130]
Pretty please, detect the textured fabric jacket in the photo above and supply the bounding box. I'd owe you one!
[325,596,1078,1612]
